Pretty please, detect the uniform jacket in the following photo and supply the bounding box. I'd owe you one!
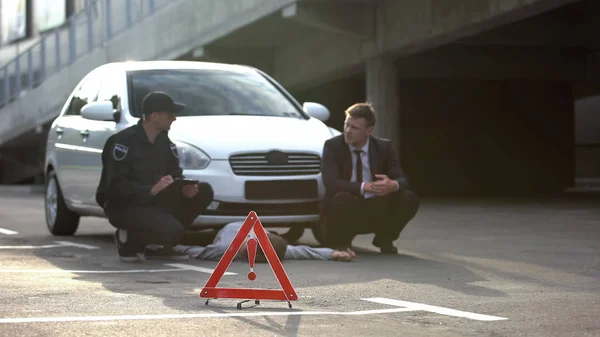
[96,120,183,208]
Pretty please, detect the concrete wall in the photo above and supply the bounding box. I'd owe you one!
[273,0,581,91]
[0,0,586,192]
[1,0,580,144]
[399,79,574,196]
[0,0,296,144]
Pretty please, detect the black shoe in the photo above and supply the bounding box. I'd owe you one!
[280,227,305,244]
[144,246,190,261]
[372,239,398,254]
[114,230,142,262]
[379,244,398,254]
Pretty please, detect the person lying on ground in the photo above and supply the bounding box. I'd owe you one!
[174,221,355,262]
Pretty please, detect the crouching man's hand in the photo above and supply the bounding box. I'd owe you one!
[150,175,174,196]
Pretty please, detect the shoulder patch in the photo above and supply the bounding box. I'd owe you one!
[170,143,179,158]
[113,143,129,161]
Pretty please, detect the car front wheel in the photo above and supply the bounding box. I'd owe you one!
[45,170,80,236]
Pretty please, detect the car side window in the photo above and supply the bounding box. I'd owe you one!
[65,72,103,116]
[96,81,121,111]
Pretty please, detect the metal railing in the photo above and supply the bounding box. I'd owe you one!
[0,0,172,108]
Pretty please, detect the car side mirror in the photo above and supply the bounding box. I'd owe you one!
[303,102,330,122]
[81,101,119,122]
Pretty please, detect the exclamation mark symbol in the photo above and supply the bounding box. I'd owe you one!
[247,238,257,281]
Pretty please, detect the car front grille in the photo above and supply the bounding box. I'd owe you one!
[229,152,321,176]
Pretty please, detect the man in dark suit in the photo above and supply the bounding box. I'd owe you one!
[321,102,419,254]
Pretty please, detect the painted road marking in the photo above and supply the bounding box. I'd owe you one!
[0,241,99,250]
[0,297,508,324]
[362,298,507,321]
[166,263,237,275]
[0,228,18,235]
[54,241,100,250]
[0,263,238,275]
[0,244,68,249]
[0,308,416,324]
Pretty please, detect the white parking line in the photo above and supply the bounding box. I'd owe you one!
[0,241,100,250]
[0,244,66,249]
[54,241,100,250]
[362,298,508,321]
[0,297,509,324]
[0,308,415,324]
[0,228,18,235]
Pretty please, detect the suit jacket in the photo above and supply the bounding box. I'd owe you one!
[321,134,410,202]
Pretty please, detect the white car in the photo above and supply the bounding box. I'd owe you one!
[44,61,339,243]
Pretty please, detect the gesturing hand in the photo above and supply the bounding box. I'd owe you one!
[150,175,174,196]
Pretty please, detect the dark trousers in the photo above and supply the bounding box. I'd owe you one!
[324,189,420,249]
[106,182,214,251]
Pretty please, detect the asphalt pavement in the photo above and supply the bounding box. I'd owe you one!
[0,191,598,336]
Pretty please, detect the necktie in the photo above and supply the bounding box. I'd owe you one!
[354,150,363,183]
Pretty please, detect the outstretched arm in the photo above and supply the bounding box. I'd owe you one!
[284,245,335,260]
[173,244,228,260]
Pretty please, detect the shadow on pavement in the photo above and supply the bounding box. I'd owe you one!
[28,195,600,334]
[33,230,507,295]
[33,234,502,336]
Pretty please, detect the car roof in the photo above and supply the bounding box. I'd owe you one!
[101,60,258,74]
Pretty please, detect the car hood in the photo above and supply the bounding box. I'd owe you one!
[167,116,336,159]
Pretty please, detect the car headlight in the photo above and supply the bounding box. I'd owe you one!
[172,141,211,170]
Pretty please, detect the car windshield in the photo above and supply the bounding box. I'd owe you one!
[127,68,305,119]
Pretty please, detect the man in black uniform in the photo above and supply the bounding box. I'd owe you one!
[96,91,214,262]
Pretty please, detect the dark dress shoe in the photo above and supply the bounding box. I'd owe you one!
[373,240,398,254]
[379,244,398,254]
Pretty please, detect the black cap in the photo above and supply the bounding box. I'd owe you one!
[141,91,186,115]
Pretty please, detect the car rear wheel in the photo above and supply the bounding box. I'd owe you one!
[45,170,80,236]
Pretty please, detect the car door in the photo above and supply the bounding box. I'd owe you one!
[76,70,127,206]
[53,70,104,203]
[55,70,105,205]
[52,112,81,202]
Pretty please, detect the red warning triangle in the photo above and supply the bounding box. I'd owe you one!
[199,211,298,303]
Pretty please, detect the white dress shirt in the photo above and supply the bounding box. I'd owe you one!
[349,138,400,198]
[349,139,374,199]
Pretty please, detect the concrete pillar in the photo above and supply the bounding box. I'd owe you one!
[366,56,400,155]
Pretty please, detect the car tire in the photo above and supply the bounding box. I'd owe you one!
[45,170,80,236]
